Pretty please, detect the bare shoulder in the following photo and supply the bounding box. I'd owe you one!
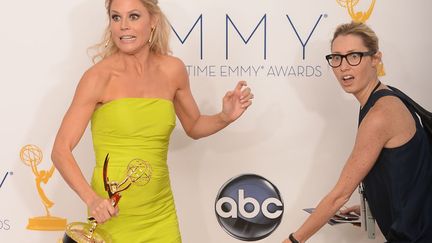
[361,93,414,144]
[157,55,188,77]
[80,62,107,86]
[372,94,410,121]
[158,54,186,69]
[363,96,402,127]
[74,59,113,103]
[154,54,189,90]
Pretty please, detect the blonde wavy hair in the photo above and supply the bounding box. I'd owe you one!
[90,0,171,63]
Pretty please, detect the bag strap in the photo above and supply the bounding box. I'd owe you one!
[387,85,432,140]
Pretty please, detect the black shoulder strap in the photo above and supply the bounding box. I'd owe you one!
[387,85,432,141]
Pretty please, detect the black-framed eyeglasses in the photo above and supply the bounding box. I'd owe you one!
[325,50,376,68]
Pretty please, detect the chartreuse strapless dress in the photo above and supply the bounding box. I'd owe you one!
[90,98,181,243]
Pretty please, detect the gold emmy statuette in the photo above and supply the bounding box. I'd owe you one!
[337,0,376,23]
[20,144,67,230]
[63,217,111,243]
[63,154,152,243]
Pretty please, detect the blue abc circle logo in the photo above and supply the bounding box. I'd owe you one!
[215,174,284,241]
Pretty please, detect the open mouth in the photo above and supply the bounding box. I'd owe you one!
[120,35,137,41]
[342,75,354,81]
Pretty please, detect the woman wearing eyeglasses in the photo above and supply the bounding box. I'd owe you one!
[283,22,432,243]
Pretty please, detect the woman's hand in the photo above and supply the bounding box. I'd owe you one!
[87,195,119,224]
[340,205,361,227]
[220,80,253,123]
[340,205,360,216]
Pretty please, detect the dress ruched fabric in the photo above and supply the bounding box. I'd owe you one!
[90,98,181,243]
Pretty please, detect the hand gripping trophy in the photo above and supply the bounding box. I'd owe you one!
[19,144,67,230]
[63,154,152,243]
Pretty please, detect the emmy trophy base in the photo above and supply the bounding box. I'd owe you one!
[27,216,67,231]
[63,222,112,243]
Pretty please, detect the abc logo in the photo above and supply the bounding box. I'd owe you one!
[215,174,283,241]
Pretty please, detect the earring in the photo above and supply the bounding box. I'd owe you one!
[148,27,156,44]
[105,32,112,48]
[377,62,386,77]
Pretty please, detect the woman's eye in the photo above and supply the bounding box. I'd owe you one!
[111,15,121,22]
[351,53,360,59]
[130,14,140,20]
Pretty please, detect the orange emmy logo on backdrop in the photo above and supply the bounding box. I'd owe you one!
[336,0,376,23]
[19,144,67,230]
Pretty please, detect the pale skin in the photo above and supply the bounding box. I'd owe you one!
[283,34,416,243]
[51,0,253,224]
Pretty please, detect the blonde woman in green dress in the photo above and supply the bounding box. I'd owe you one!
[51,0,253,242]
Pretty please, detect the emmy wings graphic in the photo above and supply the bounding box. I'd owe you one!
[336,0,384,76]
[337,0,376,23]
[19,144,67,231]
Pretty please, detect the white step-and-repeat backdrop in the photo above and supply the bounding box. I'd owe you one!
[1,0,431,242]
